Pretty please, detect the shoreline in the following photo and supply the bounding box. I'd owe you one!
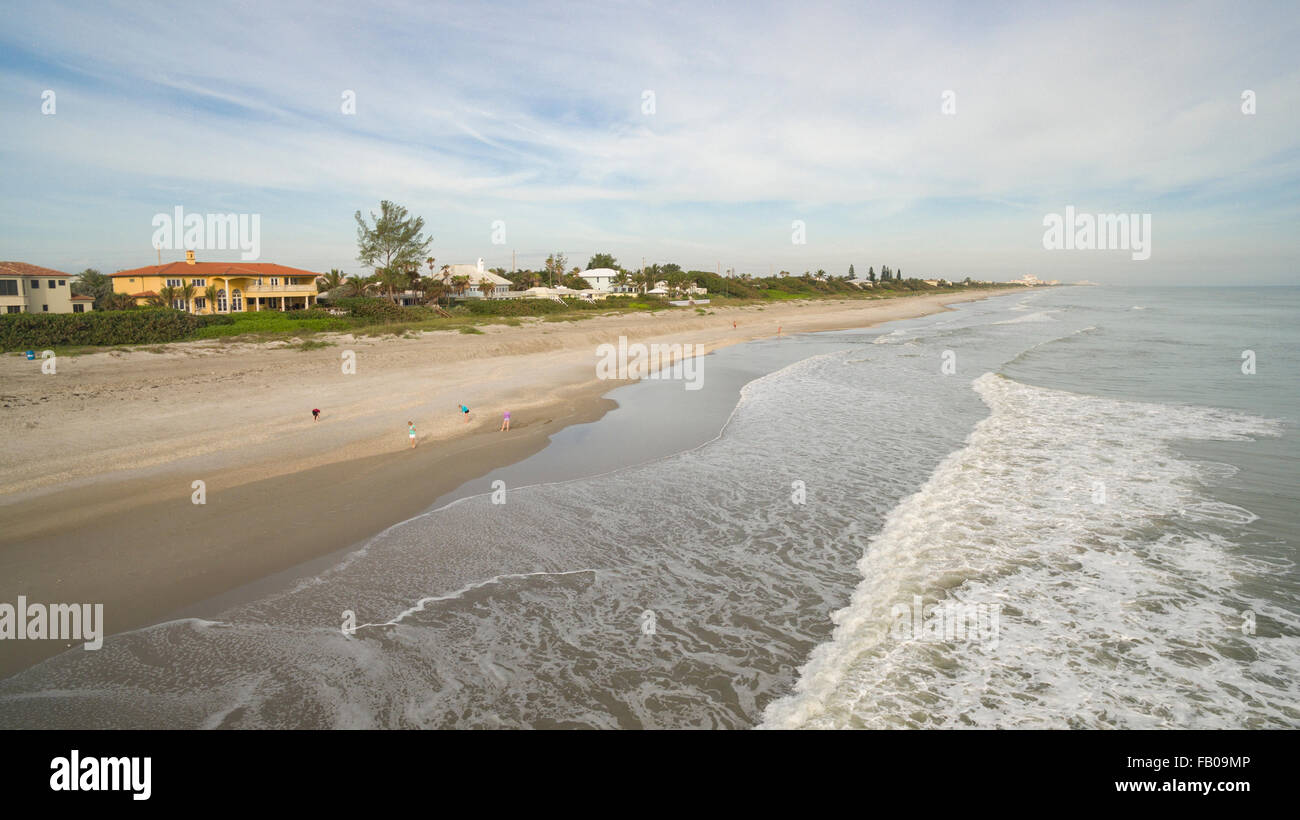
[0,288,1016,679]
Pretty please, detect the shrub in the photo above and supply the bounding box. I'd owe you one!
[330,297,435,322]
[461,298,568,316]
[0,309,233,350]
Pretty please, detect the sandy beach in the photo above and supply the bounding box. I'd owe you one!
[0,290,1005,677]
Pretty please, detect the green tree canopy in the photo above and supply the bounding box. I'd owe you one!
[354,201,433,276]
[586,252,618,270]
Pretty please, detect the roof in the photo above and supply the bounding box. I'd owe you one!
[581,268,618,277]
[70,294,95,300]
[443,265,511,286]
[109,261,319,278]
[0,262,72,278]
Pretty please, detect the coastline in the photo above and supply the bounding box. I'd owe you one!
[0,289,1013,678]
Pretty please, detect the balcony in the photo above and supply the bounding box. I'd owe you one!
[244,283,316,294]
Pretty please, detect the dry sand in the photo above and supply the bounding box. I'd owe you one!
[0,290,1009,677]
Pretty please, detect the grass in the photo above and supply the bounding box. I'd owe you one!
[32,285,1020,351]
[291,339,335,351]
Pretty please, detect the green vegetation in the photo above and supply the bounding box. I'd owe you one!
[0,309,234,351]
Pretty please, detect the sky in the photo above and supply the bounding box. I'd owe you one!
[1,0,1297,284]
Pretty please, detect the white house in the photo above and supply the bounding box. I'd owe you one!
[444,258,512,299]
[580,267,620,292]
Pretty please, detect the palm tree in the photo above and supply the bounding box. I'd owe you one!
[645,263,663,293]
[180,283,197,313]
[449,275,471,301]
[612,271,630,292]
[477,279,495,299]
[72,268,112,308]
[344,273,372,297]
[156,285,178,309]
[204,285,218,313]
[104,292,137,311]
[377,267,408,303]
[317,269,344,294]
[419,276,447,307]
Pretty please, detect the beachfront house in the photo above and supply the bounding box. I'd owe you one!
[110,251,321,313]
[0,262,85,313]
[442,259,512,299]
[580,267,619,292]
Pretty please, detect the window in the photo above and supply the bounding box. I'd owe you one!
[31,280,39,288]
[0,280,17,296]
[58,280,66,286]
[42,304,49,311]
[194,297,206,310]
[73,304,84,313]
[166,279,183,287]
[6,305,20,313]
[129,278,136,283]
[191,278,205,286]
[231,289,243,311]
[48,280,57,288]
[172,299,187,311]
[270,278,279,286]
[217,289,228,312]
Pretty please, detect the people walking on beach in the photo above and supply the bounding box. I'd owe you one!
[459,404,470,423]
[407,420,418,448]
[500,410,510,432]
[312,408,320,422]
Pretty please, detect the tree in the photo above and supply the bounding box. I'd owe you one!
[354,201,433,277]
[544,253,568,287]
[449,275,471,300]
[157,284,179,309]
[587,253,618,270]
[72,268,113,308]
[477,279,495,299]
[317,269,344,294]
[103,291,137,311]
[179,282,197,313]
[344,273,373,297]
[848,264,856,280]
[645,263,663,293]
[377,267,409,303]
[868,266,875,283]
[612,271,630,291]
[204,285,218,312]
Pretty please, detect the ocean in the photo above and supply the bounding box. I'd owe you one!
[2,286,1296,729]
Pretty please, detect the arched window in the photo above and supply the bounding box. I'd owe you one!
[231,289,243,311]
[217,288,228,312]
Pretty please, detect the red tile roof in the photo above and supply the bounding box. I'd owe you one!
[0,261,72,277]
[110,261,320,278]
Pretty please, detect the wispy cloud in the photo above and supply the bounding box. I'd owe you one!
[1,0,1297,282]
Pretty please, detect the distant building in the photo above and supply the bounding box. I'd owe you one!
[580,267,620,291]
[0,262,81,313]
[442,258,512,299]
[110,251,321,312]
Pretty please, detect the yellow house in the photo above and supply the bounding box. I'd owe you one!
[110,251,320,313]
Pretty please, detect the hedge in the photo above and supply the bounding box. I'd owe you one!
[0,309,234,350]
[327,297,437,322]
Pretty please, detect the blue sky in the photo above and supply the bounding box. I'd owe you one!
[1,0,1297,284]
